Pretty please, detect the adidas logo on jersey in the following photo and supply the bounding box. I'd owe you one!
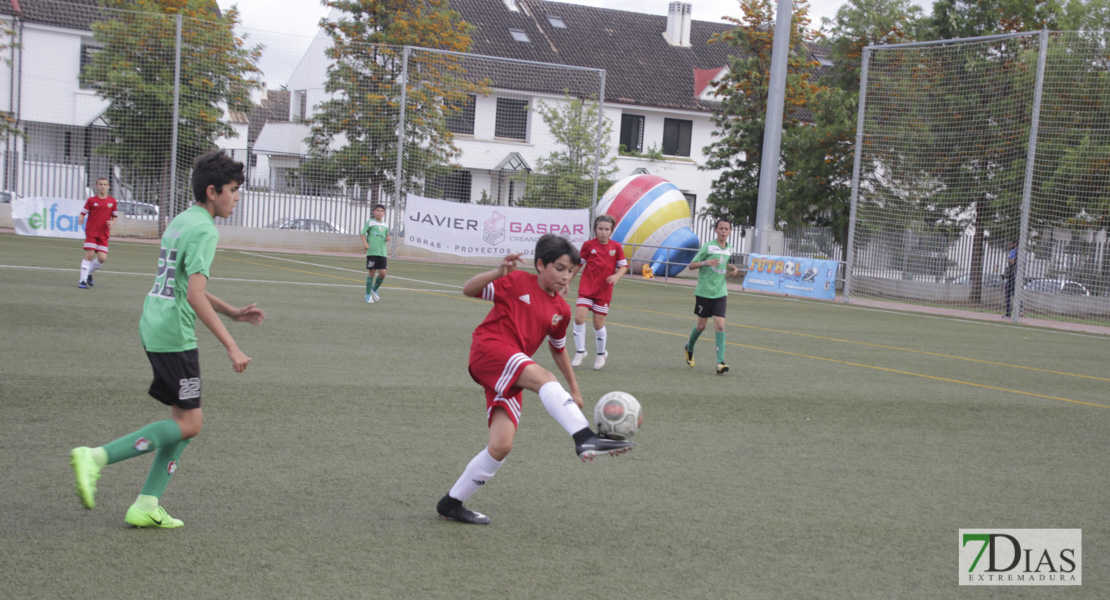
[519,294,531,304]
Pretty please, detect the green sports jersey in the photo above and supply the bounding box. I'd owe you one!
[139,205,218,352]
[692,240,733,299]
[361,219,389,256]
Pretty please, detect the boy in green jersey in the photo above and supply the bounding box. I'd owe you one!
[69,150,265,528]
[360,204,391,303]
[684,217,739,375]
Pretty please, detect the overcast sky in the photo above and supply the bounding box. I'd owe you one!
[216,0,934,86]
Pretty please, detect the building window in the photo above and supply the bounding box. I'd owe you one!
[619,114,644,153]
[547,15,567,28]
[662,118,692,157]
[683,192,696,218]
[432,169,473,202]
[446,94,476,135]
[814,54,834,67]
[295,90,308,120]
[79,43,99,89]
[509,29,530,43]
[495,98,528,141]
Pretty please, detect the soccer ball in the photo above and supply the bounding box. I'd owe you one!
[593,391,643,440]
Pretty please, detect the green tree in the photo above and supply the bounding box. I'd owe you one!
[700,0,824,227]
[83,0,260,221]
[805,0,923,248]
[517,96,616,210]
[0,20,24,142]
[301,0,476,203]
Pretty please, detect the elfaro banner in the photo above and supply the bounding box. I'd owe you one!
[405,194,589,257]
[11,197,87,239]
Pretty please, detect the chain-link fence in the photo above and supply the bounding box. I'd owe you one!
[1,1,607,259]
[846,30,1110,326]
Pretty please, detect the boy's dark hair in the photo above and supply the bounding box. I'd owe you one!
[593,214,616,231]
[714,217,733,229]
[95,176,109,184]
[534,233,580,268]
[192,150,245,203]
[373,204,386,211]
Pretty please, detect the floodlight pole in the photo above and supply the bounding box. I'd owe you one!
[166,13,182,235]
[752,0,793,254]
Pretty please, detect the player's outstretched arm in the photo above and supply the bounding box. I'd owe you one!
[550,345,583,409]
[462,253,523,297]
[186,273,253,373]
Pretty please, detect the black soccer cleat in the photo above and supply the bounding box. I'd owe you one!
[716,362,730,375]
[437,495,490,525]
[87,274,94,287]
[684,344,694,367]
[576,434,634,462]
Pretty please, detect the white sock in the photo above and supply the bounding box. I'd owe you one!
[79,260,91,282]
[573,321,587,354]
[539,380,589,435]
[595,326,607,355]
[89,258,103,274]
[448,447,503,502]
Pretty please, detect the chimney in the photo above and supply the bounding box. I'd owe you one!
[680,3,692,47]
[664,2,692,47]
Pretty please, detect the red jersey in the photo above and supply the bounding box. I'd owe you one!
[470,270,571,361]
[81,196,118,238]
[577,238,627,302]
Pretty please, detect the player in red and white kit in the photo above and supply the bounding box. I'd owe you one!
[77,177,118,288]
[436,234,634,525]
[569,215,628,370]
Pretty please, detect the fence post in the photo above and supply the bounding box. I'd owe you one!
[590,70,606,221]
[165,13,182,235]
[844,46,871,304]
[1012,30,1048,322]
[391,46,411,257]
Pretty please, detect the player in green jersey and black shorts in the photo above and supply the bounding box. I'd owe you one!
[360,204,391,303]
[69,150,265,528]
[684,217,739,375]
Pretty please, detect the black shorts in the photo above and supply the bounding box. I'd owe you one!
[146,349,202,409]
[366,255,388,271]
[694,295,727,319]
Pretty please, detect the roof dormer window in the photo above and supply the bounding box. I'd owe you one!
[547,15,566,28]
[509,29,530,43]
[815,55,834,67]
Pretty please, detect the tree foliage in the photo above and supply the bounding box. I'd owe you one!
[83,0,260,217]
[517,96,616,210]
[700,0,824,228]
[301,0,478,203]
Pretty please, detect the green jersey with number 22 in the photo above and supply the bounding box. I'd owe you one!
[139,205,218,352]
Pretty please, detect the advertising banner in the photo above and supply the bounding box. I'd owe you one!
[404,194,589,257]
[743,253,839,300]
[11,197,87,239]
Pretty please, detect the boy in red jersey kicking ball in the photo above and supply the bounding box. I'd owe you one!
[77,177,117,288]
[437,234,634,525]
[569,215,628,370]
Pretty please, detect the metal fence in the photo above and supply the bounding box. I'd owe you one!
[847,30,1110,326]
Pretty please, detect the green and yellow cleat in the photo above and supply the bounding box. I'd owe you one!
[684,344,694,368]
[70,447,101,509]
[125,504,184,528]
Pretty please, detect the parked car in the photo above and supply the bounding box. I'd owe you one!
[949,273,1004,287]
[1023,278,1091,296]
[117,200,160,220]
[0,190,19,203]
[267,218,350,235]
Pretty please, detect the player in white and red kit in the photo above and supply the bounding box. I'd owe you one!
[77,177,118,288]
[436,234,634,525]
[569,215,627,370]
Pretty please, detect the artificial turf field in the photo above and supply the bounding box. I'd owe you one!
[1,232,1107,599]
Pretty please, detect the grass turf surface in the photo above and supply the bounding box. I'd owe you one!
[1,232,1107,599]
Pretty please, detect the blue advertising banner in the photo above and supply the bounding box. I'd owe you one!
[743,254,838,300]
